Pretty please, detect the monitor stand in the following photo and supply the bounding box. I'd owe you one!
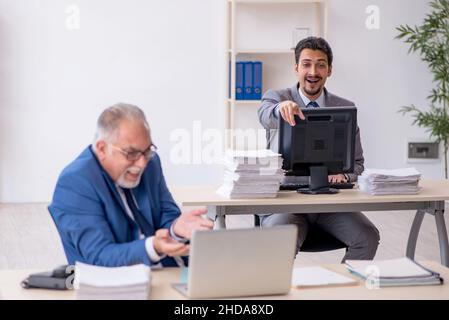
[297,166,339,195]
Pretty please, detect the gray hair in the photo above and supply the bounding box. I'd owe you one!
[92,103,150,151]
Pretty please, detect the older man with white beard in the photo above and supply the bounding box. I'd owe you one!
[49,103,213,267]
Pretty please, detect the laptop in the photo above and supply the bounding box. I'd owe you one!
[172,225,297,299]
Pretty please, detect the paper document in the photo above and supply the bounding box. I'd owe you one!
[75,262,150,287]
[345,257,443,287]
[217,149,284,199]
[291,266,358,288]
[358,167,422,195]
[346,257,432,278]
[224,149,282,159]
[362,167,421,178]
[74,262,151,299]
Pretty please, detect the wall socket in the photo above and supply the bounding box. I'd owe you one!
[408,142,439,160]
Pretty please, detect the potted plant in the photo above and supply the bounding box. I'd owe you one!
[396,0,449,179]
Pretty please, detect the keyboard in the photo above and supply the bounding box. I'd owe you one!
[280,182,355,191]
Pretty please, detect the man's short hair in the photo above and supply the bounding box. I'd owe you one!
[93,103,150,147]
[294,37,333,66]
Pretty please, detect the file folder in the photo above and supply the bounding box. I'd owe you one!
[236,62,244,100]
[345,258,443,287]
[253,61,262,100]
[228,61,231,99]
[243,61,253,100]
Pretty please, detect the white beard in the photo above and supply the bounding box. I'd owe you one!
[116,167,143,189]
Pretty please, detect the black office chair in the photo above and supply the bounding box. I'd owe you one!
[253,215,347,252]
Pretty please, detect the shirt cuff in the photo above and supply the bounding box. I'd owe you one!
[344,173,356,182]
[169,220,189,243]
[145,236,166,263]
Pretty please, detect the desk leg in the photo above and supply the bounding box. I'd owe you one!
[435,209,449,267]
[207,206,226,230]
[214,215,226,230]
[406,210,425,260]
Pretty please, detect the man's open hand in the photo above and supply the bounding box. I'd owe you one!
[153,229,189,257]
[173,208,214,239]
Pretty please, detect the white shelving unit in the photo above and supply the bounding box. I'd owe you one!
[226,0,328,148]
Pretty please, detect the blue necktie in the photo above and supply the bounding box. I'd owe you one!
[307,101,319,108]
[123,188,152,237]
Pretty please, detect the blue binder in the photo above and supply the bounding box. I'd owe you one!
[228,61,231,99]
[243,61,253,100]
[253,61,262,100]
[236,62,244,100]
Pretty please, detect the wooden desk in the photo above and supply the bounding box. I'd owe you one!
[171,180,449,266]
[1,262,448,300]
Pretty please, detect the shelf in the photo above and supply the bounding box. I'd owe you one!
[226,0,328,147]
[228,99,261,104]
[229,0,325,4]
[228,49,294,54]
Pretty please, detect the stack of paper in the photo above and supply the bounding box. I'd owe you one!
[345,257,443,287]
[74,262,151,300]
[358,167,422,195]
[216,149,284,199]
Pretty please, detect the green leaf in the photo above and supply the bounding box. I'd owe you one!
[396,0,449,178]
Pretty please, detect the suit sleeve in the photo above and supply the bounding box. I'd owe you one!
[347,125,365,182]
[258,89,283,130]
[50,174,152,267]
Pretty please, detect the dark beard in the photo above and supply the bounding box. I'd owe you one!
[304,86,322,97]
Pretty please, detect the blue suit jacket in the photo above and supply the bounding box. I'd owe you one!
[48,146,181,267]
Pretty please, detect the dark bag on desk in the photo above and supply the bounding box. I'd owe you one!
[21,265,75,290]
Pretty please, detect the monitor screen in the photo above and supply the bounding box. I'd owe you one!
[279,106,357,177]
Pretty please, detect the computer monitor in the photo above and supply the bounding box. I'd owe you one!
[278,106,357,194]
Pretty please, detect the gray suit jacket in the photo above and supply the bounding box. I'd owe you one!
[258,83,364,182]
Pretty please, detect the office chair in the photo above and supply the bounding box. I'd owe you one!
[253,215,347,252]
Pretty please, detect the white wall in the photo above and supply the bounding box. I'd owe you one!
[326,0,442,177]
[0,0,444,203]
[0,0,227,202]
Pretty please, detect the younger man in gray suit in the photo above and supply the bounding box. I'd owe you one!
[258,37,379,261]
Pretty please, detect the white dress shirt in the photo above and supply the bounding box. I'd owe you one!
[274,87,325,117]
[297,87,325,108]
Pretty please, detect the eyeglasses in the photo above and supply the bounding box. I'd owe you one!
[110,143,158,162]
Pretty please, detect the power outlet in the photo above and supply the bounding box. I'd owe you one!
[408,142,439,160]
